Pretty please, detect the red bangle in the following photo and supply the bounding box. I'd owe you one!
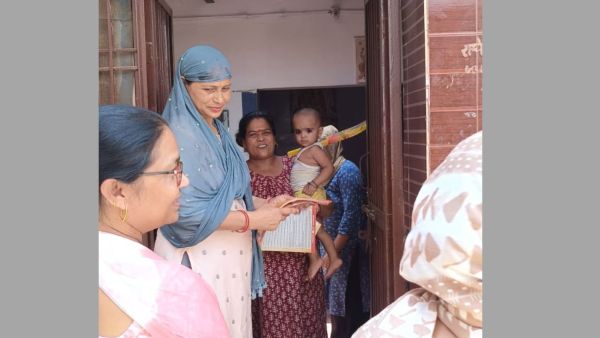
[235,210,250,233]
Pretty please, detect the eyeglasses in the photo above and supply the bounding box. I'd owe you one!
[140,160,184,186]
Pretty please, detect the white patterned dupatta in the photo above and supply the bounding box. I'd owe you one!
[353,131,482,338]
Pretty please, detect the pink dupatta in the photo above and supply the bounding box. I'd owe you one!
[99,232,230,338]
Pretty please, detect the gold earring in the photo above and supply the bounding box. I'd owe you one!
[120,204,128,223]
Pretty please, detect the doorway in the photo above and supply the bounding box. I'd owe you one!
[254,86,367,177]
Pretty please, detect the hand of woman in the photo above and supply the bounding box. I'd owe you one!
[249,202,300,231]
[269,194,333,213]
[266,194,296,208]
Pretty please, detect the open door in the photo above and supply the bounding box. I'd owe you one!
[364,0,408,314]
[141,0,174,250]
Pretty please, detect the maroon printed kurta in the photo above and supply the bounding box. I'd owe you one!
[250,156,327,338]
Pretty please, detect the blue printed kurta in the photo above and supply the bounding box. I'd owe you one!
[319,160,370,316]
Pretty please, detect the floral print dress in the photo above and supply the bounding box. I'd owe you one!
[249,156,327,338]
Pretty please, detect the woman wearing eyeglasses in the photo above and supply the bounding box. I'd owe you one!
[99,104,230,337]
[151,44,311,338]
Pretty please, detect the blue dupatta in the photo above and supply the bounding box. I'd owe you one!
[159,45,266,298]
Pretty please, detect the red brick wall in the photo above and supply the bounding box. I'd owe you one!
[400,0,482,233]
[427,0,483,171]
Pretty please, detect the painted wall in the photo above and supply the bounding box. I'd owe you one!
[172,11,364,138]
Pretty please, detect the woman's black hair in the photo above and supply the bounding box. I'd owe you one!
[235,111,276,147]
[99,104,168,187]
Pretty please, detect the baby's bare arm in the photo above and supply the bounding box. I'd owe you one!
[309,147,334,187]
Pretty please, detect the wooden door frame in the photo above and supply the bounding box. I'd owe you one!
[133,0,149,108]
[364,0,408,313]
[143,0,175,113]
[386,0,407,301]
[138,0,175,249]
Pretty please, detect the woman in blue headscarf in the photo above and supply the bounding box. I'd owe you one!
[153,45,302,338]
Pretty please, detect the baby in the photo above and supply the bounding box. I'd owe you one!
[290,107,343,280]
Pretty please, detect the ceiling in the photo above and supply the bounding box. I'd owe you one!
[162,0,365,18]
